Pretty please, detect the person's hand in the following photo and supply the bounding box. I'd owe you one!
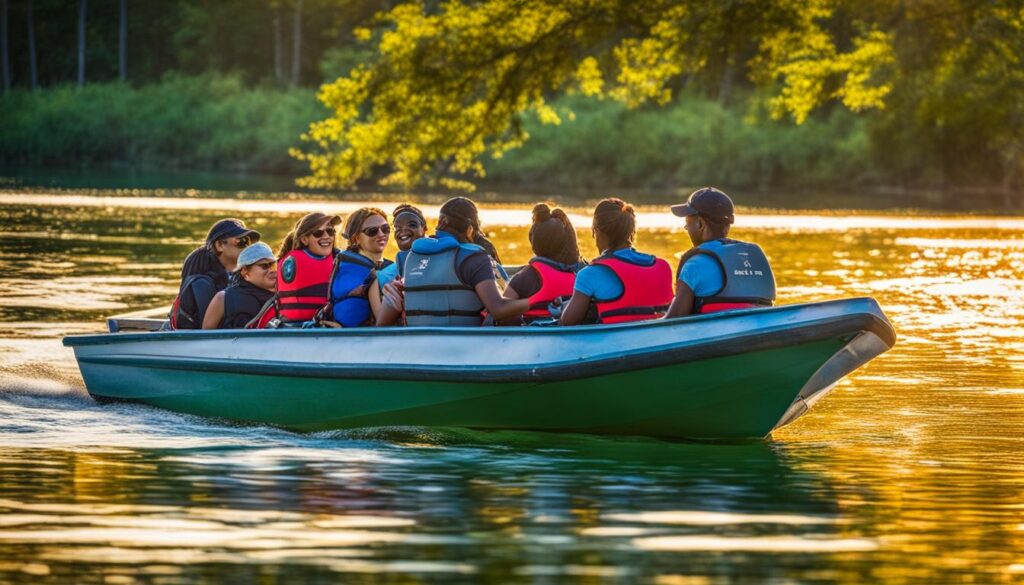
[382,279,405,311]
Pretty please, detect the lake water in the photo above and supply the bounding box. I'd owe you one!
[1,189,1023,584]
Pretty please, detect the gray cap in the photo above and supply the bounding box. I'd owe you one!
[233,242,277,272]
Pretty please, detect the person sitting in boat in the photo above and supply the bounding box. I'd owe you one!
[201,242,278,329]
[664,187,776,317]
[372,204,428,327]
[387,197,529,326]
[171,218,260,329]
[325,207,394,327]
[500,203,586,325]
[254,212,341,327]
[559,198,674,325]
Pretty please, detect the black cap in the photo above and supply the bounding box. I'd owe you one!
[671,187,735,224]
[205,218,261,246]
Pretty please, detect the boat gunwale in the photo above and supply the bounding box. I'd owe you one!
[73,313,894,384]
[63,297,896,348]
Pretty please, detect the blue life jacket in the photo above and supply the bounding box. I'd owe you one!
[394,249,411,279]
[329,250,392,327]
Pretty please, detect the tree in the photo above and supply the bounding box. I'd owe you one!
[291,0,303,86]
[294,0,893,191]
[1,0,9,91]
[27,0,37,90]
[77,0,86,86]
[119,0,127,81]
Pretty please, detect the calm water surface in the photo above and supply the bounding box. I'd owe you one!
[1,191,1023,584]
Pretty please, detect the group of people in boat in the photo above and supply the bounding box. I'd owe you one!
[170,187,776,330]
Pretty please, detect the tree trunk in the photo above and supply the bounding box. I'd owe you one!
[1,0,10,92]
[273,13,283,84]
[77,0,86,86]
[118,0,126,81]
[291,0,302,86]
[27,0,37,90]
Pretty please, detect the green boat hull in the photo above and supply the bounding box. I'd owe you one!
[79,338,844,439]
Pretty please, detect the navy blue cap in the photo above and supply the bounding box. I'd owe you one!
[671,187,735,224]
[205,218,261,246]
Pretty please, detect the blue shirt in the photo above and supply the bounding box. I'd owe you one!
[677,240,727,297]
[377,262,399,290]
[574,248,658,301]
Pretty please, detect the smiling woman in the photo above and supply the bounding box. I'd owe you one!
[270,212,342,325]
[328,208,393,327]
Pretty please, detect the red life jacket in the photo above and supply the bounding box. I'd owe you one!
[274,249,335,324]
[591,254,674,324]
[523,258,579,322]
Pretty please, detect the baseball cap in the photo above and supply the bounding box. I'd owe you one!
[670,187,735,224]
[206,218,261,246]
[233,242,276,272]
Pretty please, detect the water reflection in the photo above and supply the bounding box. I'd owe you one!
[1,191,1024,583]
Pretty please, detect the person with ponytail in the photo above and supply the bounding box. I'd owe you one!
[262,212,341,326]
[327,207,393,327]
[559,198,674,326]
[391,196,529,326]
[501,203,586,324]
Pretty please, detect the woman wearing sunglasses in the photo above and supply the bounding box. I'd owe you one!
[371,204,428,326]
[202,242,278,329]
[268,212,342,326]
[327,207,394,327]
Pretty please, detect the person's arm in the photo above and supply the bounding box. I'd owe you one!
[664,281,695,318]
[375,279,405,326]
[475,279,530,321]
[202,291,226,329]
[558,291,593,326]
[368,280,383,322]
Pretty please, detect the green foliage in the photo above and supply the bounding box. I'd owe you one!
[0,74,323,172]
[295,0,891,191]
[485,93,878,192]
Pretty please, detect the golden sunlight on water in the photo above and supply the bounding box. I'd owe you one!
[0,193,1023,584]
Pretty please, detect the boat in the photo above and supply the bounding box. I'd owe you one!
[62,297,896,440]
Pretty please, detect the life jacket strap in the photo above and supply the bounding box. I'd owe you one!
[599,304,669,319]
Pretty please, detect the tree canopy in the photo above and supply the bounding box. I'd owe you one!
[295,0,897,191]
[296,0,1023,196]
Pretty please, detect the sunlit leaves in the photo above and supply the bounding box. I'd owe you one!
[295,0,895,190]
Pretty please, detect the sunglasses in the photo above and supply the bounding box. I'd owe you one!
[227,236,251,249]
[309,227,337,238]
[394,220,423,230]
[252,261,275,271]
[361,225,391,237]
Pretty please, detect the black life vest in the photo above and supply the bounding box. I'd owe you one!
[169,274,218,330]
[677,238,776,314]
[222,281,275,329]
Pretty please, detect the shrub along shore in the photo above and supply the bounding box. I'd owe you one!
[0,74,1010,207]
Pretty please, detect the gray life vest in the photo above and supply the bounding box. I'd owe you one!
[403,247,485,327]
[677,238,776,313]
